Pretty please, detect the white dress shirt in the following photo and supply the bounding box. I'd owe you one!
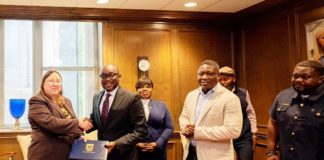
[141,99,150,121]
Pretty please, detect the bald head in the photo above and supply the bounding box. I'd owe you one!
[100,64,119,75]
[100,64,121,92]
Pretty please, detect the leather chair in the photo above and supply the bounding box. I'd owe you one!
[16,135,31,160]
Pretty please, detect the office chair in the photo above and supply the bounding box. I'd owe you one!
[16,135,31,160]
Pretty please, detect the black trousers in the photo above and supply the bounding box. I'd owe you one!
[186,144,198,160]
[234,139,253,160]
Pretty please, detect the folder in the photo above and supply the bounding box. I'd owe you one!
[69,139,108,160]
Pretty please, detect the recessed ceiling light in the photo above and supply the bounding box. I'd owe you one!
[97,0,109,4]
[184,2,197,8]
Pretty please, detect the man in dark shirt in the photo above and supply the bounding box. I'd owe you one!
[267,60,324,160]
[219,66,257,160]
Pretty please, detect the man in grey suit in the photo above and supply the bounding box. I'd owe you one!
[89,64,148,160]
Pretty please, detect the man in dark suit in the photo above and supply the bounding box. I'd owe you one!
[89,64,148,160]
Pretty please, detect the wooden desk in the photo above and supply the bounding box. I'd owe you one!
[0,128,30,160]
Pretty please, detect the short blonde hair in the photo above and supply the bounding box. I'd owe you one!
[312,25,324,60]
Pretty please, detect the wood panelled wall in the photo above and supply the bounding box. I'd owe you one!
[101,23,233,160]
[0,1,324,160]
[234,1,324,158]
[102,23,233,130]
[236,13,293,127]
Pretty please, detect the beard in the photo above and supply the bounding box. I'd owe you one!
[293,85,318,95]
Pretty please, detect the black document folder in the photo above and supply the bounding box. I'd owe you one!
[69,139,108,160]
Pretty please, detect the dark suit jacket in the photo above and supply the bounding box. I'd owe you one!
[90,87,148,160]
[28,92,81,160]
[138,100,174,160]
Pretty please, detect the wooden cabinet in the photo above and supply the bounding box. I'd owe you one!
[167,132,182,160]
[0,128,30,160]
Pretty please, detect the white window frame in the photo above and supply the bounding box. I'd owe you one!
[0,20,101,126]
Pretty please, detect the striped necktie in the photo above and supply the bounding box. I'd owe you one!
[101,93,111,125]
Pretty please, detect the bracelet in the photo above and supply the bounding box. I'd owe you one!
[265,151,278,157]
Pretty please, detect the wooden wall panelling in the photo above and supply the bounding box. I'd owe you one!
[238,13,293,126]
[286,13,300,67]
[110,24,173,99]
[102,23,234,160]
[1,2,324,160]
[166,140,176,160]
[0,21,3,125]
[233,30,246,88]
[254,134,267,160]
[170,28,181,132]
[174,26,232,159]
[253,124,268,159]
[235,2,324,159]
[103,22,234,128]
[166,132,182,160]
[236,9,295,160]
[104,22,178,128]
[102,22,113,64]
[175,27,233,159]
[177,29,233,109]
[103,22,185,160]
[100,3,322,158]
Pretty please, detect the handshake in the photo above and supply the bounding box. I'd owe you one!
[78,117,93,132]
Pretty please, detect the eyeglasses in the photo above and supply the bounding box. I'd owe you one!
[99,73,119,79]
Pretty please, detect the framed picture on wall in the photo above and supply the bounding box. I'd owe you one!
[305,19,324,63]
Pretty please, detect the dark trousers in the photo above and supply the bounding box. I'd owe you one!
[186,144,198,160]
[234,139,253,160]
[138,148,166,160]
[108,145,139,160]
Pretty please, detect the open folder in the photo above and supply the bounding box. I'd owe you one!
[69,139,108,160]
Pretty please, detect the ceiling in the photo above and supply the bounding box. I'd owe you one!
[0,0,264,13]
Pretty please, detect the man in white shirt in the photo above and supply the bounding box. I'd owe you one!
[179,60,243,160]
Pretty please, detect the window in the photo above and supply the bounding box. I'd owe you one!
[0,20,101,127]
[3,20,33,126]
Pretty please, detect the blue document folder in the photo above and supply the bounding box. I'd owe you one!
[69,139,108,160]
